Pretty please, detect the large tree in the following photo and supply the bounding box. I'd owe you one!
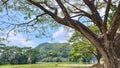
[0,0,120,68]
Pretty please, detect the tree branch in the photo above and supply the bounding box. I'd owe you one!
[83,0,103,33]
[103,0,111,32]
[64,0,91,19]
[44,1,58,15]
[108,2,120,40]
[55,0,70,18]
[68,19,104,49]
[1,0,9,5]
[27,0,103,49]
[27,0,56,18]
[89,49,97,57]
[22,13,47,26]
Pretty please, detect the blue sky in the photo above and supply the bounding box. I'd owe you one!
[2,27,74,48]
[0,7,73,48]
[0,8,74,48]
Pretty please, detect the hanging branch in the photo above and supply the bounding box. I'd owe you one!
[19,13,47,26]
[55,0,70,19]
[108,2,120,40]
[64,0,91,19]
[103,0,111,32]
[44,1,58,15]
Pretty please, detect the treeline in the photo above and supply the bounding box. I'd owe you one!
[0,42,97,65]
[0,43,72,65]
[0,44,39,65]
[36,43,98,63]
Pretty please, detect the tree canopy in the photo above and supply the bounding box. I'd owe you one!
[36,43,72,62]
[0,44,39,64]
[69,31,101,63]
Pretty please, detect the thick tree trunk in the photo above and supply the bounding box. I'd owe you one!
[103,50,120,68]
[99,33,120,68]
[103,47,120,68]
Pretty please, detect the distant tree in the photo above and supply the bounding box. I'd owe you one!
[0,46,10,64]
[58,44,71,58]
[25,48,39,64]
[69,31,102,64]
[69,51,81,62]
[0,45,39,65]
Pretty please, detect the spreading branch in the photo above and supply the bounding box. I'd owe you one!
[83,0,103,33]
[103,0,111,32]
[21,13,47,26]
[27,0,56,18]
[68,19,104,49]
[27,0,105,50]
[1,0,9,5]
[44,1,58,15]
[55,0,70,18]
[108,2,120,40]
[64,0,91,19]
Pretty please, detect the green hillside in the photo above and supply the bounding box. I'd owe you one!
[35,43,72,62]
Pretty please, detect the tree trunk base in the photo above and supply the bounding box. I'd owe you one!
[90,63,104,68]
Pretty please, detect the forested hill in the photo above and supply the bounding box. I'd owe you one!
[35,43,72,62]
[35,43,71,50]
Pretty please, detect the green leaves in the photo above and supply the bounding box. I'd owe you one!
[35,43,72,62]
[69,29,98,62]
[0,45,39,64]
[0,7,2,12]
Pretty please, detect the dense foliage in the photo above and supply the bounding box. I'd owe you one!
[69,28,101,63]
[0,42,97,65]
[0,44,39,65]
[36,43,72,62]
[0,43,73,64]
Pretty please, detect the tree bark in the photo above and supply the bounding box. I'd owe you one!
[98,33,120,68]
[103,48,120,68]
[96,52,101,64]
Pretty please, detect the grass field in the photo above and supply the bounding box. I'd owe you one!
[0,63,92,68]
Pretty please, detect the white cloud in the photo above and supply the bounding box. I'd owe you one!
[52,27,74,43]
[4,32,36,48]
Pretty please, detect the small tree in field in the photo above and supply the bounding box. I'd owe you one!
[69,31,102,64]
[0,0,120,68]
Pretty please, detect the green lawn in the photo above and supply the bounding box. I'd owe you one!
[0,63,92,68]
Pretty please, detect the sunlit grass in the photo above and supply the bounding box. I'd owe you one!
[0,63,92,68]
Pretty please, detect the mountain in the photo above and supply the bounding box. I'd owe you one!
[35,43,72,62]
